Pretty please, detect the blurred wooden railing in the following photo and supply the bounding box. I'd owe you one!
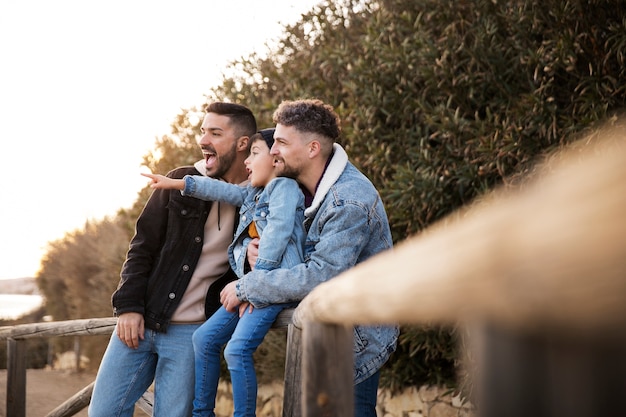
[292,124,626,417]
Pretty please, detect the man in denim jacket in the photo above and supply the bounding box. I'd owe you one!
[220,99,399,416]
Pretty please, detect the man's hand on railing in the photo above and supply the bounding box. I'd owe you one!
[116,312,145,349]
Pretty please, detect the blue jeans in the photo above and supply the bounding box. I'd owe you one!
[89,323,200,417]
[354,369,381,417]
[192,303,295,417]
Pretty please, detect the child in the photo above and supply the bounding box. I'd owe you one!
[143,128,305,417]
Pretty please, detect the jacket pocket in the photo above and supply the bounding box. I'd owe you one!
[167,197,204,219]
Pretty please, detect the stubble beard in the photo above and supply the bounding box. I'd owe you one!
[206,142,237,179]
[275,160,300,180]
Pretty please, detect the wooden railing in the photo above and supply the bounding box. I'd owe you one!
[292,126,626,417]
[1,309,301,417]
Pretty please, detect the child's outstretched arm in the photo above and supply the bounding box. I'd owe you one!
[141,172,185,190]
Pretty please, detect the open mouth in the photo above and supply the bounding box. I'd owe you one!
[203,149,217,168]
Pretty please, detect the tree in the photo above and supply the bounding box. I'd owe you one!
[37,218,129,368]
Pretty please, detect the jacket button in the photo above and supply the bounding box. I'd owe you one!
[195,236,201,243]
[242,215,247,221]
[181,209,188,216]
[182,265,190,271]
[169,293,176,299]
[260,211,267,218]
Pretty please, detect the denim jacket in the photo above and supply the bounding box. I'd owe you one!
[182,175,306,277]
[112,164,238,332]
[237,144,399,384]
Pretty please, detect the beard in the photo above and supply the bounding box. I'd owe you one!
[206,142,237,179]
[275,159,300,180]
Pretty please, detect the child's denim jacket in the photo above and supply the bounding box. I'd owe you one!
[182,175,306,278]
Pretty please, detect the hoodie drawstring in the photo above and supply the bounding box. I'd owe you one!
[217,201,221,231]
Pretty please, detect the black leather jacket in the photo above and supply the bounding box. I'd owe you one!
[112,165,237,332]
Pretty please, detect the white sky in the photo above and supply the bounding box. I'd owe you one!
[0,0,321,280]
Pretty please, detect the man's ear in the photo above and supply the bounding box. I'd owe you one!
[237,136,249,152]
[308,140,322,158]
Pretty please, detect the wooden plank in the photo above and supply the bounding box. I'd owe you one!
[295,129,626,336]
[0,310,287,341]
[135,391,155,416]
[273,308,294,329]
[302,322,353,417]
[282,323,302,417]
[0,318,117,341]
[6,338,26,417]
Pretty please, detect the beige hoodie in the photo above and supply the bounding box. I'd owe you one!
[170,160,237,323]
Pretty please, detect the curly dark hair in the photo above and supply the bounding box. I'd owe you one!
[272,99,341,141]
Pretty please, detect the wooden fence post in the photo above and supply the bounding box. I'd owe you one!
[283,323,303,417]
[302,321,353,417]
[7,338,27,417]
[74,336,81,372]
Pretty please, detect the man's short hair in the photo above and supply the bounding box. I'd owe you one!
[205,102,257,138]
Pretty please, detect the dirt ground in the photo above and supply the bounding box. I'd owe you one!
[0,368,137,417]
[0,369,150,417]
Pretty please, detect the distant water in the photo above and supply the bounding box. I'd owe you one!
[0,294,43,320]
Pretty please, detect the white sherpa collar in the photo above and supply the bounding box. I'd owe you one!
[193,160,208,176]
[304,143,348,218]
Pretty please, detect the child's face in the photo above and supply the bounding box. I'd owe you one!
[244,139,275,187]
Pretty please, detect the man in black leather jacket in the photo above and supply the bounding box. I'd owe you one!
[89,102,257,417]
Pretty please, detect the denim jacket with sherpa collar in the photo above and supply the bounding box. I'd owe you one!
[181,175,306,278]
[236,144,399,384]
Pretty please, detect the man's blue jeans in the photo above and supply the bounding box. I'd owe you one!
[354,369,381,417]
[192,303,295,417]
[88,323,200,417]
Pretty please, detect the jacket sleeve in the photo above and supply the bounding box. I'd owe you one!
[255,179,302,270]
[182,175,246,207]
[237,201,372,308]
[111,182,172,316]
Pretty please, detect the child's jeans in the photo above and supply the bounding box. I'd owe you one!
[192,302,297,417]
